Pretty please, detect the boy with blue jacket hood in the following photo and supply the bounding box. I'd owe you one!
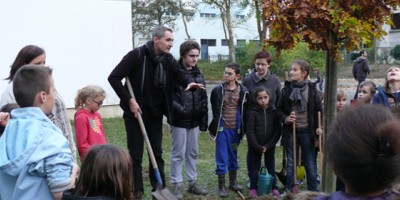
[0,65,78,200]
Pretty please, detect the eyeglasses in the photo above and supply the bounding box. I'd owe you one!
[224,71,235,76]
[92,99,103,106]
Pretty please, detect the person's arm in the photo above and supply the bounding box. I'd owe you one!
[275,77,282,109]
[169,58,205,90]
[74,113,90,159]
[364,59,370,75]
[266,112,282,149]
[352,62,357,80]
[245,109,264,152]
[200,86,209,132]
[52,163,79,200]
[108,49,140,105]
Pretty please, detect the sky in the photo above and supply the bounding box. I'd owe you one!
[0,0,132,107]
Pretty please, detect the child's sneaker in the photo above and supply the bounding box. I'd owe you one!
[272,189,280,196]
[249,189,258,197]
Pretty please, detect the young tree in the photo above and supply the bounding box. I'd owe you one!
[131,0,180,47]
[262,0,400,193]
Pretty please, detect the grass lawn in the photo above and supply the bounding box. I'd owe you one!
[93,117,317,199]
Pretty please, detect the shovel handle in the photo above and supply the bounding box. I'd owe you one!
[293,122,296,185]
[318,111,323,177]
[126,77,163,186]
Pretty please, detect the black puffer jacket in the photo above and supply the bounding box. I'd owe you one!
[352,56,370,79]
[277,81,322,147]
[246,105,282,153]
[171,62,208,131]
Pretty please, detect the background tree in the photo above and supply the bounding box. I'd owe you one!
[178,0,198,39]
[131,0,180,47]
[262,0,400,192]
[390,44,400,63]
[201,0,251,62]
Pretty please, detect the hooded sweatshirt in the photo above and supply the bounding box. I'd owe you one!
[74,109,107,160]
[0,107,73,200]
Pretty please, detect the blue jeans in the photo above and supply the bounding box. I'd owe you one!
[286,128,318,191]
[215,128,241,175]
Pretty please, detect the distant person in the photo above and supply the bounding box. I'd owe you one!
[0,103,19,137]
[74,85,107,161]
[316,105,400,199]
[312,68,323,91]
[168,40,208,199]
[108,26,204,199]
[277,60,322,192]
[0,65,78,200]
[246,87,281,197]
[357,80,376,104]
[0,45,77,162]
[209,63,248,198]
[336,89,347,111]
[372,66,400,108]
[352,50,370,99]
[62,144,133,200]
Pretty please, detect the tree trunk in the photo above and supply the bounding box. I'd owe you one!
[178,0,191,39]
[225,1,235,62]
[321,30,338,193]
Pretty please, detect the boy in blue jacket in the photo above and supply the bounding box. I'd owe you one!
[209,63,248,198]
[0,65,78,200]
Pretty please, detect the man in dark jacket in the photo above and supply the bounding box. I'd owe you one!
[169,40,208,199]
[352,50,370,99]
[108,26,204,200]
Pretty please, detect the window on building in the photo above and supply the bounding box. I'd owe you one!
[237,39,246,46]
[392,13,400,30]
[236,15,245,19]
[250,40,260,44]
[200,13,216,18]
[165,11,178,16]
[201,39,216,46]
[221,39,229,46]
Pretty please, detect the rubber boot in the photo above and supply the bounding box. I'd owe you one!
[218,174,228,198]
[229,171,244,191]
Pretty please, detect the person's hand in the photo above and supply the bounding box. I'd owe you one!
[262,147,267,153]
[129,98,142,119]
[316,128,323,136]
[185,82,205,91]
[0,112,10,127]
[285,111,296,124]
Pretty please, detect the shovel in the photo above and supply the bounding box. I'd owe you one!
[126,77,177,200]
[318,111,323,174]
[296,148,305,181]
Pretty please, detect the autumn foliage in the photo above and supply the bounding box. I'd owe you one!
[262,0,400,60]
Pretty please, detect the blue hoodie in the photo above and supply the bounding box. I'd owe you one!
[0,107,73,200]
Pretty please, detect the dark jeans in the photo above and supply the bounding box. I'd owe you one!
[123,113,165,193]
[286,128,318,191]
[247,146,277,190]
[354,76,366,99]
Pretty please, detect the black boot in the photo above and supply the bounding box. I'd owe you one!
[218,174,228,198]
[229,171,244,191]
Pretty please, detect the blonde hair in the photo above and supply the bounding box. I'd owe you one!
[74,85,106,110]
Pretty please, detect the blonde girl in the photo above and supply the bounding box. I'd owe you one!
[372,66,400,108]
[74,85,107,160]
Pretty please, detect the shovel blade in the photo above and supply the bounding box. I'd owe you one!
[152,188,177,200]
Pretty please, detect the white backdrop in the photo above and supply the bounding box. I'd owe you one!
[0,0,132,108]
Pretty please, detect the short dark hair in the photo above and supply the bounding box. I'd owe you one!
[254,86,270,99]
[360,50,366,56]
[152,26,173,40]
[6,45,45,82]
[226,62,241,74]
[179,40,200,61]
[328,105,400,194]
[13,65,53,107]
[291,59,310,77]
[254,51,272,64]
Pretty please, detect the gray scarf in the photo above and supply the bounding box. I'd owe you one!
[289,80,308,112]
